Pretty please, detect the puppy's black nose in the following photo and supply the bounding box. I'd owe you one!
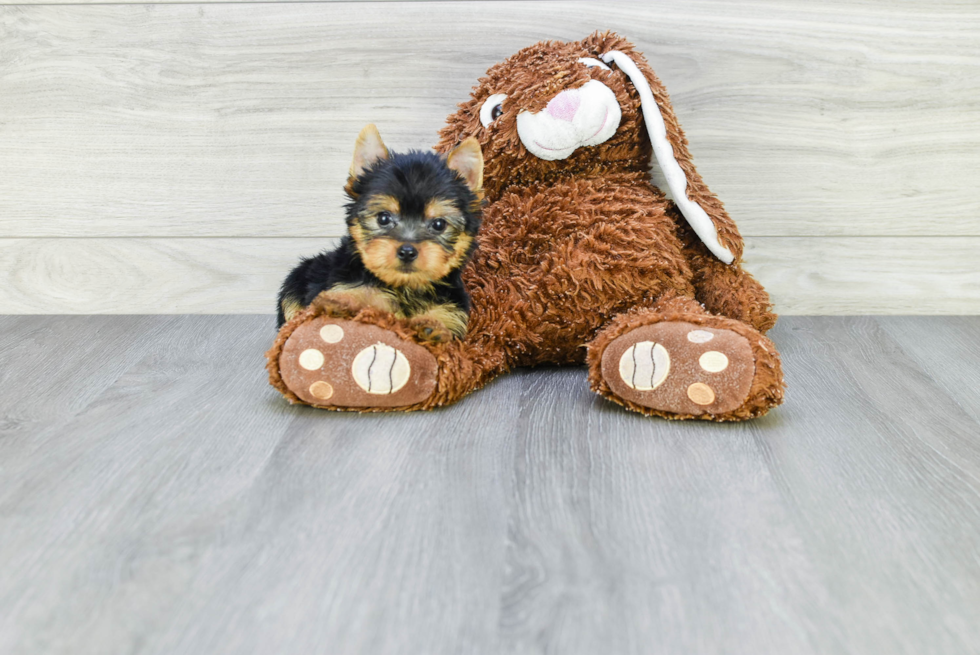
[397,244,418,263]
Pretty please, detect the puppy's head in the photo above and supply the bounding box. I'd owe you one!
[344,125,483,289]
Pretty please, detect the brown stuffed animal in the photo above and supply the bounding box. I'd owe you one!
[267,32,785,420]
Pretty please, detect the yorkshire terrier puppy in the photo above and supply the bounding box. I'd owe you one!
[277,124,484,343]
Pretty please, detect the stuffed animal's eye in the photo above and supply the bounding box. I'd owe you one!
[377,211,392,226]
[480,94,508,127]
[578,57,612,72]
[430,218,447,233]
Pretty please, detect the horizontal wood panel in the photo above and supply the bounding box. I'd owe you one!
[1,2,978,237]
[1,237,977,315]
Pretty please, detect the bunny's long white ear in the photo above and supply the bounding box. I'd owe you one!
[601,51,735,265]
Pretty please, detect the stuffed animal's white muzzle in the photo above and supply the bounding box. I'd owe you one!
[516,80,622,161]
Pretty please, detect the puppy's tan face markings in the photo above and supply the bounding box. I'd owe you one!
[424,198,469,243]
[425,198,458,220]
[356,236,458,290]
[366,194,401,218]
[356,235,402,277]
[354,194,401,236]
[448,233,474,271]
[351,190,476,288]
[415,241,455,281]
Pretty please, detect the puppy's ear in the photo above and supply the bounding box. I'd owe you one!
[350,124,390,179]
[446,137,484,194]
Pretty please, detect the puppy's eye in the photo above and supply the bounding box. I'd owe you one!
[479,93,508,127]
[377,211,392,226]
[430,218,447,233]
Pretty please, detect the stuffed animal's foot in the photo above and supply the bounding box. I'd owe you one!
[589,315,784,421]
[599,321,754,416]
[275,316,438,409]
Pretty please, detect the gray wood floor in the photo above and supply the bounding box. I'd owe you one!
[1,315,979,655]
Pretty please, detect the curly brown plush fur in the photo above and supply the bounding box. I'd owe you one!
[267,32,785,421]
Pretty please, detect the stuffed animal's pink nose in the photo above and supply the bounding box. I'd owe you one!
[545,89,581,122]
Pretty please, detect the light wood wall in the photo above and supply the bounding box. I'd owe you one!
[1,1,978,314]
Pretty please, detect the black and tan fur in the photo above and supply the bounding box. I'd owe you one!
[276,125,484,342]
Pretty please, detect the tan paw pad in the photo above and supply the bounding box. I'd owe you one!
[687,383,715,405]
[320,324,344,343]
[699,351,729,373]
[298,348,325,371]
[618,341,670,390]
[309,381,334,400]
[687,329,714,343]
[351,343,411,395]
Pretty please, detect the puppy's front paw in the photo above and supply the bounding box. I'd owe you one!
[409,317,455,344]
[310,292,360,319]
[312,286,399,319]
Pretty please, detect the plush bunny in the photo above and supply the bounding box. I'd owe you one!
[267,32,785,420]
